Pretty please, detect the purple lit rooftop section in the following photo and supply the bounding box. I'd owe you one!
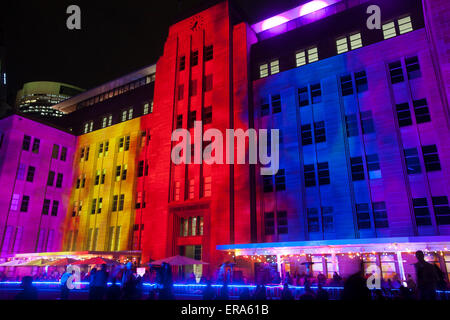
[251,0,340,34]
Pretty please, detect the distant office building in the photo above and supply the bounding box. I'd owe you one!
[15,81,84,118]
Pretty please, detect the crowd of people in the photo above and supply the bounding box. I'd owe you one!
[8,250,450,300]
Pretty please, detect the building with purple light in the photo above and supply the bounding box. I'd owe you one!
[0,0,449,285]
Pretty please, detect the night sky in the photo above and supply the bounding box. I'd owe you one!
[1,0,303,106]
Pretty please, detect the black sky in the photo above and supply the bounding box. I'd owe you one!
[1,0,302,105]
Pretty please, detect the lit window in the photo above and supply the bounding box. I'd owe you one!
[203,176,211,197]
[382,22,396,39]
[336,37,348,54]
[398,16,413,34]
[349,33,362,50]
[295,51,306,67]
[189,179,195,200]
[259,63,269,78]
[308,47,318,62]
[270,60,279,75]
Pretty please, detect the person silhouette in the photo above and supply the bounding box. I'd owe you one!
[14,276,38,300]
[106,278,121,300]
[414,250,439,300]
[202,280,215,300]
[281,283,294,300]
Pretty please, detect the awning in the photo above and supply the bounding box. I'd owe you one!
[149,255,208,266]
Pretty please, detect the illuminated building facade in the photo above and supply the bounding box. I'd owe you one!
[15,81,84,118]
[0,0,450,282]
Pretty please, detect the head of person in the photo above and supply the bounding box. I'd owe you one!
[101,264,107,271]
[283,283,289,290]
[21,276,33,289]
[415,250,425,262]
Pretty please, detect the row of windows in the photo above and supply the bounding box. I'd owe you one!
[396,98,430,127]
[307,207,334,233]
[177,75,213,101]
[79,136,130,161]
[179,45,214,71]
[258,16,413,79]
[404,144,441,174]
[176,107,213,129]
[76,74,155,109]
[9,194,60,216]
[172,177,212,201]
[264,211,288,236]
[22,135,68,161]
[179,216,204,237]
[42,199,59,216]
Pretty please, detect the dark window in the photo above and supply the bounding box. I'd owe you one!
[373,202,389,228]
[137,161,144,177]
[261,102,270,116]
[191,51,199,66]
[355,70,368,93]
[314,121,326,143]
[389,61,404,84]
[204,75,213,92]
[366,154,381,179]
[318,162,330,185]
[396,103,412,127]
[119,194,125,211]
[345,114,359,137]
[189,80,197,97]
[32,139,40,154]
[51,201,59,216]
[263,175,273,192]
[0,132,4,149]
[42,199,50,215]
[432,196,450,225]
[204,45,213,61]
[52,144,59,159]
[26,166,35,182]
[413,99,431,124]
[271,94,281,114]
[125,136,130,151]
[60,147,67,161]
[264,212,275,235]
[307,208,320,232]
[91,199,97,214]
[340,74,353,96]
[179,56,186,71]
[188,111,196,129]
[322,207,334,232]
[122,166,127,180]
[47,171,55,186]
[176,115,183,129]
[203,106,212,124]
[413,198,432,226]
[350,156,365,181]
[97,198,103,214]
[177,85,184,101]
[360,111,375,134]
[404,148,421,174]
[112,195,118,212]
[356,203,371,229]
[298,87,309,106]
[116,166,121,180]
[95,172,100,185]
[277,211,288,234]
[85,147,90,161]
[310,83,322,104]
[301,124,312,146]
[275,169,286,191]
[76,178,80,189]
[422,145,441,172]
[406,56,421,79]
[304,164,316,187]
[22,135,31,151]
[56,173,63,188]
[20,196,30,212]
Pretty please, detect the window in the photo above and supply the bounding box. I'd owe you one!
[304,164,316,187]
[389,61,404,84]
[263,175,273,192]
[422,145,441,172]
[382,21,396,39]
[135,192,144,209]
[22,135,31,151]
[52,144,60,159]
[60,147,67,161]
[189,80,197,97]
[0,132,4,149]
[341,74,353,96]
[345,114,359,137]
[115,165,122,181]
[301,124,312,146]
[204,45,213,61]
[203,176,212,197]
[366,154,381,179]
[277,211,288,234]
[11,194,20,211]
[83,121,94,133]
[322,207,334,232]
[188,111,196,129]
[47,171,55,186]
[17,164,26,181]
[177,84,184,101]
[298,87,309,106]
[176,115,183,129]
[396,103,412,127]
[56,173,63,188]
[398,16,413,34]
[119,194,125,211]
[179,56,186,71]
[356,203,371,229]
[432,196,450,225]
[307,208,320,232]
[259,63,269,78]
[204,75,213,92]
[336,37,348,54]
[42,199,50,215]
[191,51,199,66]
[413,99,430,124]
[20,196,30,212]
[295,47,318,67]
[349,33,362,50]
[296,51,306,67]
[404,148,421,174]
[101,114,113,128]
[91,199,97,214]
[137,161,144,177]
[189,179,195,199]
[373,202,389,228]
[360,111,375,134]
[355,71,368,93]
[101,169,106,184]
[318,162,330,185]
[264,212,275,235]
[275,169,286,191]
[314,121,326,143]
[310,83,322,104]
[271,94,281,114]
[336,32,362,54]
[51,201,59,216]
[413,198,432,226]
[308,47,318,63]
[261,102,270,116]
[95,170,100,185]
[406,56,421,79]
[32,139,40,154]
[112,195,118,212]
[122,164,128,180]
[173,181,181,201]
[26,166,35,182]
[121,108,133,121]
[125,136,130,151]
[270,60,280,75]
[203,106,212,124]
